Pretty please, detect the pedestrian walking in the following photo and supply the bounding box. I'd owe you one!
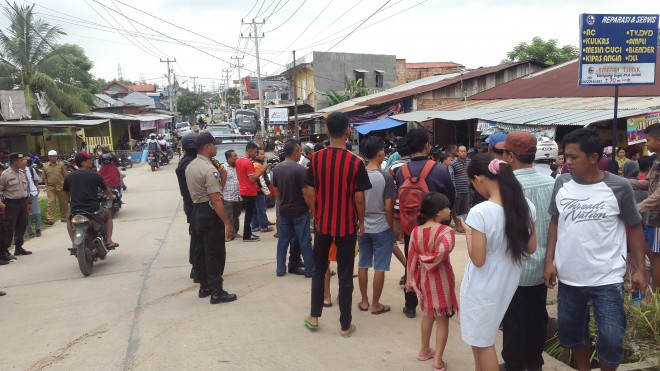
[406,192,458,371]
[185,132,237,304]
[175,132,201,280]
[272,140,315,277]
[304,112,372,338]
[395,128,455,319]
[222,150,242,241]
[500,132,555,371]
[42,150,69,224]
[235,142,268,242]
[25,161,42,238]
[0,153,32,260]
[544,128,649,370]
[458,153,537,371]
[356,137,395,315]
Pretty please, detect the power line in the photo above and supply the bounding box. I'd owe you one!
[309,0,365,39]
[255,0,277,18]
[326,0,392,52]
[110,0,171,58]
[266,0,289,20]
[252,0,266,18]
[242,0,260,19]
[263,0,305,33]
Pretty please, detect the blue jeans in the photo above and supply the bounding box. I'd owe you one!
[276,214,314,275]
[251,193,268,230]
[557,282,626,369]
[26,193,41,235]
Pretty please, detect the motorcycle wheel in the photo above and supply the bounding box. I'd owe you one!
[150,162,156,172]
[113,203,120,215]
[128,159,133,168]
[76,238,94,276]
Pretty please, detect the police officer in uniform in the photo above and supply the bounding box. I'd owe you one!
[0,152,31,261]
[185,132,237,304]
[175,132,200,279]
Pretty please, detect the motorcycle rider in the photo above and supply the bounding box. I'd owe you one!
[98,153,121,193]
[63,152,117,251]
[175,132,201,280]
[146,134,162,164]
[157,135,170,159]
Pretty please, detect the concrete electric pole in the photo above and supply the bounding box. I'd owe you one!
[160,58,176,113]
[242,19,266,142]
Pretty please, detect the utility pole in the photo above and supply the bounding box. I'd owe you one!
[160,58,176,113]
[292,50,299,138]
[173,72,178,114]
[231,56,244,109]
[222,68,231,114]
[192,76,198,93]
[242,18,266,142]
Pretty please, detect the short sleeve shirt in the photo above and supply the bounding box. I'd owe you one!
[185,155,222,203]
[450,157,471,194]
[43,162,67,190]
[0,168,28,199]
[549,172,642,287]
[308,147,372,237]
[235,157,258,197]
[63,170,107,213]
[364,169,396,233]
[272,159,310,219]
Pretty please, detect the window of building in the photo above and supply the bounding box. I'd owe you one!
[375,70,384,88]
[353,69,368,87]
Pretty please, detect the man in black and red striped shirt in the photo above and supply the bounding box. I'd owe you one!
[304,112,371,337]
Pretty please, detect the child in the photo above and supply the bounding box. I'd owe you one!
[406,192,458,371]
[458,153,537,371]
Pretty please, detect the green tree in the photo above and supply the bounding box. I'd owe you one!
[177,89,207,115]
[0,3,92,119]
[325,76,369,106]
[503,36,579,66]
[225,87,241,105]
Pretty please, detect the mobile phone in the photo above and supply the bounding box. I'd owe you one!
[631,288,643,304]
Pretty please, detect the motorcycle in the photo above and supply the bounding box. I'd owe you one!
[148,150,159,171]
[106,187,122,216]
[70,200,113,276]
[158,150,170,166]
[62,155,78,173]
[117,153,133,169]
[273,140,283,157]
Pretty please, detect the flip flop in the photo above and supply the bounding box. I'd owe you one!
[340,324,356,338]
[416,348,435,361]
[371,304,391,315]
[434,361,446,371]
[357,303,369,311]
[107,243,119,249]
[323,302,333,308]
[304,317,318,330]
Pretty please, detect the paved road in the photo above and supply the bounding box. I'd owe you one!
[0,158,571,371]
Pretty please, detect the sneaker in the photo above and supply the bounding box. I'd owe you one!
[251,227,260,233]
[403,307,416,318]
[35,230,41,237]
[0,260,8,265]
[243,235,260,242]
[210,289,237,304]
[260,226,273,232]
[14,247,32,256]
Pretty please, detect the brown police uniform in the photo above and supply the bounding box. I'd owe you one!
[42,160,69,222]
[185,154,228,293]
[0,153,29,259]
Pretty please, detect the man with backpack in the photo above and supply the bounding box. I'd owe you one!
[395,128,455,318]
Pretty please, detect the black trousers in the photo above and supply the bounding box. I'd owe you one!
[242,195,256,239]
[1,199,27,251]
[288,236,302,271]
[310,232,356,331]
[501,284,548,371]
[192,203,226,291]
[403,233,419,310]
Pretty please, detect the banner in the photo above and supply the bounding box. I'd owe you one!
[140,121,156,131]
[579,14,659,86]
[627,111,660,144]
[478,120,557,140]
[268,108,288,125]
[0,90,28,120]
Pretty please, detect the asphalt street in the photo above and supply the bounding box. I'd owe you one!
[0,157,571,371]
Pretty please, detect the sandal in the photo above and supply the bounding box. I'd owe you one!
[304,316,318,330]
[357,303,369,311]
[416,348,435,361]
[323,301,333,308]
[434,361,446,371]
[340,324,356,338]
[370,304,391,315]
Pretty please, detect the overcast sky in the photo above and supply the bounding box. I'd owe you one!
[3,0,659,91]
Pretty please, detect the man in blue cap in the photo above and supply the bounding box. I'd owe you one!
[486,131,508,160]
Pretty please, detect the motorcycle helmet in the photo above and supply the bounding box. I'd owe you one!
[149,133,157,140]
[181,132,199,151]
[100,152,114,165]
[535,136,559,161]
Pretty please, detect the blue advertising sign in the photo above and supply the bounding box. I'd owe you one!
[579,14,659,86]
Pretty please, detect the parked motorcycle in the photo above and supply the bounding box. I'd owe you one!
[117,153,133,169]
[70,200,113,276]
[148,150,159,171]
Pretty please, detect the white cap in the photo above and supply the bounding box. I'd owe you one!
[48,150,58,156]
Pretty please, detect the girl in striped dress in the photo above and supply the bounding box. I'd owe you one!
[406,192,458,371]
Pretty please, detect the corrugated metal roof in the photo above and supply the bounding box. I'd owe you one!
[74,112,172,122]
[391,107,654,127]
[406,62,463,69]
[0,119,108,127]
[436,97,660,111]
[472,55,660,99]
[94,94,116,105]
[358,61,543,106]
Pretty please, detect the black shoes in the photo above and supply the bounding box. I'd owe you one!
[0,252,17,262]
[403,307,416,318]
[210,289,237,304]
[14,247,32,256]
[190,268,195,280]
[36,229,41,237]
[0,259,8,265]
[290,267,305,275]
[198,286,213,298]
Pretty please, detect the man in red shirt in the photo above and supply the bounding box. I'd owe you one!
[304,112,371,337]
[235,142,268,241]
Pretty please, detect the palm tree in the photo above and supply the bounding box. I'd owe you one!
[225,87,241,105]
[0,2,91,119]
[325,76,369,106]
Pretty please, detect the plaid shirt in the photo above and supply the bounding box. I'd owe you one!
[222,165,242,202]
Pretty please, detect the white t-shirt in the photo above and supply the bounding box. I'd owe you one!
[549,172,641,287]
[460,199,536,347]
[299,156,310,168]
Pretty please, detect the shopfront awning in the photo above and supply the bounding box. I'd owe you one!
[355,117,406,135]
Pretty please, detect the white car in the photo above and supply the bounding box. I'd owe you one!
[175,122,192,137]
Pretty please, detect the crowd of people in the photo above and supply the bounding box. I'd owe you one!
[183,111,660,370]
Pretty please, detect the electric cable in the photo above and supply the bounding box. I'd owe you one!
[263,0,305,33]
[110,0,171,58]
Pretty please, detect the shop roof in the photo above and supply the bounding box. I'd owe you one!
[406,62,464,69]
[471,55,660,100]
[74,112,172,122]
